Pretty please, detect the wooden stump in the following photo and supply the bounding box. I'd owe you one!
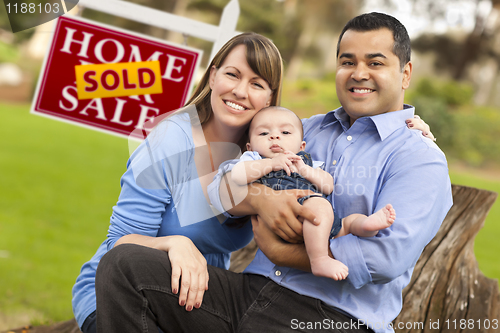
[395,185,499,332]
[229,238,258,273]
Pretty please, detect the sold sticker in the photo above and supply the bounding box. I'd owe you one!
[75,61,163,100]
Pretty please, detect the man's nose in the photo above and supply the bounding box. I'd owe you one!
[351,64,369,81]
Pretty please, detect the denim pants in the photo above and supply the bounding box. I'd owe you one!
[95,244,373,332]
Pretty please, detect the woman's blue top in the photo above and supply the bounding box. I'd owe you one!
[72,113,253,327]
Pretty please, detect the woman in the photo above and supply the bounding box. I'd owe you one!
[72,32,283,333]
[73,32,432,332]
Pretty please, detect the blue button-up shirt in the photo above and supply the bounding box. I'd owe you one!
[210,105,453,332]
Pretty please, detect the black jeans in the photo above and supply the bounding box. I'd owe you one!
[95,244,373,333]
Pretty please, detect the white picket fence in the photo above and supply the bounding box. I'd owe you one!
[77,0,240,61]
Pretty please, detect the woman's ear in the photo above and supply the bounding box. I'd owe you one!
[266,93,273,106]
[209,66,217,89]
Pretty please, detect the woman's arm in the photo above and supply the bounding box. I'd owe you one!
[232,153,301,185]
[108,119,209,311]
[115,234,209,312]
[231,159,275,185]
[407,115,436,141]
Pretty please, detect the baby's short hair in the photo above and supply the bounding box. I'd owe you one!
[252,106,304,139]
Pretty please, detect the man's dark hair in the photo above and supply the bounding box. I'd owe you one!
[336,12,411,71]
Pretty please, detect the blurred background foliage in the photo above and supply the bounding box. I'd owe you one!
[1,0,500,328]
[1,0,500,167]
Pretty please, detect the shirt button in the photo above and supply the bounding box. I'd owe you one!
[332,160,337,165]
[275,270,282,276]
[347,135,353,141]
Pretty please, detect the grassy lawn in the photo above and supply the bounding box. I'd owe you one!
[448,169,500,282]
[0,102,499,327]
[0,102,129,325]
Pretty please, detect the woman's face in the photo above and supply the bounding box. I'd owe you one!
[209,44,273,132]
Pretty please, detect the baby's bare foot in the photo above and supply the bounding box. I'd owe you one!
[310,256,348,281]
[362,204,396,233]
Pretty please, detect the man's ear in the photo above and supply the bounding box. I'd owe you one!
[299,141,306,151]
[209,66,217,89]
[402,61,412,90]
[246,142,252,151]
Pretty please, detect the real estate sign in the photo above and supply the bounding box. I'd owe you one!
[32,15,202,138]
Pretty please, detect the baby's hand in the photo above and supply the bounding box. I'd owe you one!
[271,152,300,176]
[292,155,307,174]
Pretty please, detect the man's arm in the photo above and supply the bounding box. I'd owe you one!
[330,149,453,288]
[250,215,336,271]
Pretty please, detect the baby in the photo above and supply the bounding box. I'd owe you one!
[231,106,396,280]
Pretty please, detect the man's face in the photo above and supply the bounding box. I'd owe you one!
[336,28,412,125]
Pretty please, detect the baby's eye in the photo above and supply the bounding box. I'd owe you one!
[259,132,269,136]
[282,131,291,135]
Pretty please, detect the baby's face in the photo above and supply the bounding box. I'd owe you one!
[247,108,305,158]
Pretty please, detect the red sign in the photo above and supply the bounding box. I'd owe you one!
[31,15,202,138]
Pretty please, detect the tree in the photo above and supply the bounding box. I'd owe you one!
[409,0,500,81]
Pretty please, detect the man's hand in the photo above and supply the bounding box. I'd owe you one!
[252,186,318,243]
[252,215,311,271]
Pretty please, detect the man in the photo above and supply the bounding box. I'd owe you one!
[96,13,452,333]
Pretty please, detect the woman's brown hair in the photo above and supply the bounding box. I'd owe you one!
[185,32,284,125]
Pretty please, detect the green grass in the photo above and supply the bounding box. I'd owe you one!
[448,170,500,282]
[0,41,20,63]
[0,102,499,326]
[0,102,129,324]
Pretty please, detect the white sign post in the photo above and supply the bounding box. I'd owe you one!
[77,0,240,62]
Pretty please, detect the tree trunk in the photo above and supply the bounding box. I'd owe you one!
[285,16,318,81]
[395,184,499,332]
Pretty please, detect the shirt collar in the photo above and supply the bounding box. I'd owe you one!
[320,105,415,141]
[370,105,415,141]
[320,108,350,131]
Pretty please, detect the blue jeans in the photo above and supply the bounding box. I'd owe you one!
[257,151,322,195]
[95,244,373,332]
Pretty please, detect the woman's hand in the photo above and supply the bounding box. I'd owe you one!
[113,234,208,311]
[162,235,209,312]
[406,115,436,141]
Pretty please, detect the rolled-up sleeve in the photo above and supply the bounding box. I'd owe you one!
[207,159,240,217]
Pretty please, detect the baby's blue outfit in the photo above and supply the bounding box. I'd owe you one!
[237,150,342,237]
